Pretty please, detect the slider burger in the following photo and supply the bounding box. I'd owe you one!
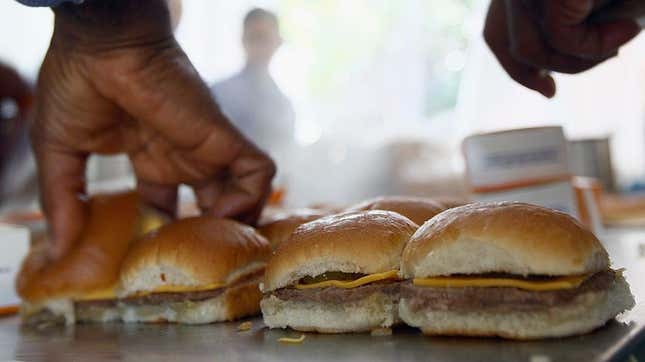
[346,196,446,226]
[258,208,329,249]
[118,217,270,324]
[399,202,635,339]
[17,191,164,325]
[433,196,471,210]
[261,210,418,333]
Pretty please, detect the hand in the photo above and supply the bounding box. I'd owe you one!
[32,0,275,260]
[484,0,641,97]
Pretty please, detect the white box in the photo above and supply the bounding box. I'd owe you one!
[473,180,579,218]
[0,223,30,312]
[463,127,570,191]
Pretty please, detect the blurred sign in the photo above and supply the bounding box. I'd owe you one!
[474,180,579,216]
[568,138,615,192]
[463,127,570,191]
[463,126,579,218]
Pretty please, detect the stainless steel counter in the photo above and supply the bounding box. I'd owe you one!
[2,227,645,362]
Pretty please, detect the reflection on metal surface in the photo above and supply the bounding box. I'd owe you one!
[0,316,640,362]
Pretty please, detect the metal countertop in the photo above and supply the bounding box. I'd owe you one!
[1,228,645,362]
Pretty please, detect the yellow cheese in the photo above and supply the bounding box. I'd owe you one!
[76,287,117,301]
[412,274,590,291]
[138,213,167,235]
[278,334,306,344]
[294,270,399,290]
[133,282,225,297]
[237,321,253,331]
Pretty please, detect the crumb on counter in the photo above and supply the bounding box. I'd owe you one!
[237,321,253,331]
[278,334,306,344]
[370,327,392,336]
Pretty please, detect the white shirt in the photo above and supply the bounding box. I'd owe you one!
[211,65,295,155]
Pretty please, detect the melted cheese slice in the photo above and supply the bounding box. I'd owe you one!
[294,270,399,290]
[412,274,590,291]
[133,282,225,297]
[76,287,117,301]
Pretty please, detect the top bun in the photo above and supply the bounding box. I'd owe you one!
[17,191,162,302]
[259,208,329,249]
[119,217,270,296]
[263,210,418,292]
[434,197,471,210]
[347,196,446,226]
[401,202,609,278]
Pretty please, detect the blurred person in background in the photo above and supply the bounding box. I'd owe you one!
[484,0,642,98]
[211,8,295,156]
[0,62,36,214]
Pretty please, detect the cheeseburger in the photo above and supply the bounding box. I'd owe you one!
[261,210,418,333]
[258,208,329,249]
[399,202,635,339]
[17,191,165,325]
[118,217,270,324]
[347,196,446,226]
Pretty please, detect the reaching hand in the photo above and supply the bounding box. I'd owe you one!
[484,0,641,97]
[31,0,275,260]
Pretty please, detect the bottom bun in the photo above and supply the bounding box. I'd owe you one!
[76,303,121,323]
[399,274,634,339]
[21,299,75,326]
[120,281,262,324]
[261,293,398,333]
[23,299,126,325]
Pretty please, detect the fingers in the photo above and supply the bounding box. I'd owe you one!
[31,125,88,261]
[506,0,609,74]
[543,0,641,59]
[107,40,276,224]
[485,0,556,97]
[195,147,276,225]
[136,180,178,218]
[485,0,637,97]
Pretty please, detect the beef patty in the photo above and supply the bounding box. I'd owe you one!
[76,271,263,308]
[401,270,617,312]
[270,280,400,304]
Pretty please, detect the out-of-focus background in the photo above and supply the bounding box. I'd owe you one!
[1,0,644,212]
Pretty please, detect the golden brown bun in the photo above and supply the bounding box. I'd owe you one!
[263,210,418,292]
[433,197,471,210]
[17,191,157,303]
[258,208,329,249]
[119,217,270,296]
[346,196,446,226]
[401,202,609,278]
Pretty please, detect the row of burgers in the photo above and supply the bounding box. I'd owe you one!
[16,192,634,339]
